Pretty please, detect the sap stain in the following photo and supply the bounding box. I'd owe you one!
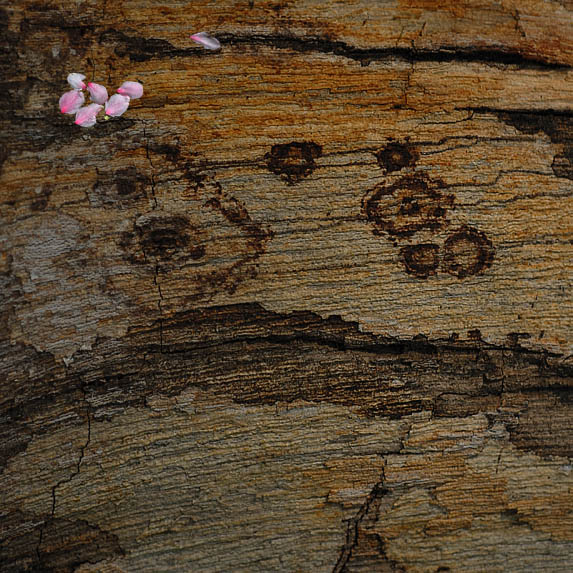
[552,145,573,180]
[442,226,494,278]
[400,243,440,278]
[136,215,202,261]
[266,141,322,184]
[206,195,250,225]
[363,174,454,238]
[496,111,572,143]
[468,329,482,341]
[507,332,531,347]
[100,29,185,62]
[497,111,573,180]
[376,141,419,172]
[115,167,143,196]
[150,143,181,163]
[91,166,150,205]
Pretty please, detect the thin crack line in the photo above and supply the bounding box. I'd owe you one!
[333,471,388,573]
[143,125,158,209]
[36,389,92,564]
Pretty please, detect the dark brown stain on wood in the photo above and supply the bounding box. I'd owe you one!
[495,110,573,180]
[136,215,200,261]
[496,110,573,143]
[442,226,494,279]
[91,167,151,206]
[265,141,323,184]
[375,141,419,173]
[202,191,275,293]
[552,145,573,180]
[400,243,440,278]
[363,175,454,238]
[504,390,573,457]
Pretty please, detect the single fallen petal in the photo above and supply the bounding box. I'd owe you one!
[190,32,221,50]
[105,94,130,117]
[87,82,109,104]
[74,103,103,127]
[67,72,87,90]
[59,90,85,114]
[116,81,143,99]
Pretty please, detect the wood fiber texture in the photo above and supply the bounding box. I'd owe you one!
[1,1,572,571]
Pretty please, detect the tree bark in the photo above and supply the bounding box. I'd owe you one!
[1,1,572,571]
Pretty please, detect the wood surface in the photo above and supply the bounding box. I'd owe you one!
[1,0,572,571]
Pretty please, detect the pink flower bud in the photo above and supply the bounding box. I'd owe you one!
[74,103,103,127]
[105,94,130,117]
[59,90,85,114]
[87,82,109,104]
[190,32,221,50]
[67,73,86,90]
[116,81,143,99]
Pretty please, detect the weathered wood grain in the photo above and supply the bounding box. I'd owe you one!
[1,1,572,571]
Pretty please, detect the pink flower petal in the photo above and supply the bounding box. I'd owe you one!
[190,32,221,50]
[74,103,103,127]
[105,94,130,117]
[59,90,85,114]
[116,81,143,99]
[67,73,86,90]
[87,82,109,104]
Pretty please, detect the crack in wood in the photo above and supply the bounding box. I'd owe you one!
[36,389,92,568]
[333,476,389,573]
[96,28,573,69]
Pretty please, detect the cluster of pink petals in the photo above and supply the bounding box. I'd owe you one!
[59,73,143,127]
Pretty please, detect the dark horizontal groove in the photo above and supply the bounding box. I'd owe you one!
[519,384,573,395]
[100,28,571,70]
[217,33,571,70]
[152,334,569,376]
[140,303,568,363]
[141,330,573,385]
[459,106,573,118]
[157,332,440,357]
